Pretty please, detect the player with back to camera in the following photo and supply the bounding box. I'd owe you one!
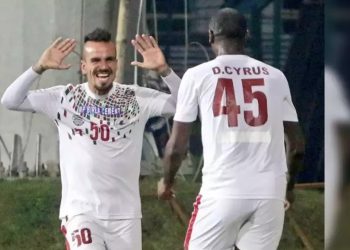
[158,8,305,250]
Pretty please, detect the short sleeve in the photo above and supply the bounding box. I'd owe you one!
[173,69,198,122]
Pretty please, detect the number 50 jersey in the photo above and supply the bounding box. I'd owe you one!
[174,55,298,200]
[8,68,180,220]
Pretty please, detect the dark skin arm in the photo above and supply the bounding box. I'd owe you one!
[158,121,305,202]
[158,121,192,200]
[284,121,305,205]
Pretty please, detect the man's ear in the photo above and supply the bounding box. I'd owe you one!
[209,30,214,44]
[245,29,251,43]
[81,60,87,75]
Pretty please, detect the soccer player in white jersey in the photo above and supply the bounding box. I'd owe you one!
[1,28,181,250]
[158,8,305,250]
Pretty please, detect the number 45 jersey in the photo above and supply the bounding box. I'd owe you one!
[174,55,298,200]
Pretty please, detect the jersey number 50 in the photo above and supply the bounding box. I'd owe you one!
[71,228,92,246]
[213,78,268,127]
[90,123,110,141]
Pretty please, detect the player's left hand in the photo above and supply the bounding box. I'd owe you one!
[157,178,175,200]
[131,34,170,76]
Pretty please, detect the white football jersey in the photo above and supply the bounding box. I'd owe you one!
[174,55,298,200]
[4,68,180,220]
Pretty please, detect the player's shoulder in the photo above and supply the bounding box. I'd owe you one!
[255,59,286,80]
[116,82,139,92]
[125,83,164,104]
[183,60,218,78]
[58,83,97,100]
[37,84,71,96]
[60,83,83,96]
[113,82,144,97]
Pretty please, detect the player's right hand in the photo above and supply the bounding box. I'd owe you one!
[286,190,295,203]
[284,200,290,211]
[33,37,76,74]
[157,178,175,200]
[285,190,295,211]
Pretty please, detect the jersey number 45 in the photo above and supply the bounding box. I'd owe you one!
[213,78,268,127]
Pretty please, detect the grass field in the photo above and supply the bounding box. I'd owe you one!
[0,178,324,250]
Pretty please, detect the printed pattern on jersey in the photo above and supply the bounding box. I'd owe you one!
[54,83,140,144]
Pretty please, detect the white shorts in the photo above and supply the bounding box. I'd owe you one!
[60,214,141,250]
[185,196,285,250]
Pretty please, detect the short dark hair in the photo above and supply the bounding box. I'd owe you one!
[84,28,112,43]
[209,8,247,40]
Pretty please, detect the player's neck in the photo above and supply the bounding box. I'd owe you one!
[87,83,113,97]
[216,45,245,56]
[217,48,245,56]
[215,40,245,56]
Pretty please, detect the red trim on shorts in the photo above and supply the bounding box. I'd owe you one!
[184,195,202,250]
[60,225,71,250]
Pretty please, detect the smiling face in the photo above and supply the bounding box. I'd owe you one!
[81,41,117,95]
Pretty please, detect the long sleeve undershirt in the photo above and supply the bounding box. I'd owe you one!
[1,67,181,117]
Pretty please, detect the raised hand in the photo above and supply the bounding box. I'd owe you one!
[131,34,170,76]
[33,37,77,74]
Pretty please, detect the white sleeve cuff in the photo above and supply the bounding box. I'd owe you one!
[160,69,180,84]
[27,66,41,79]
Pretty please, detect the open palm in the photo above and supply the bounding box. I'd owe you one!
[131,35,168,73]
[37,38,76,70]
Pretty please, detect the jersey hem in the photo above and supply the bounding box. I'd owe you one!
[198,194,285,201]
[59,212,142,220]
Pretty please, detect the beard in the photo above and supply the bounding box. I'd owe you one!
[87,69,115,95]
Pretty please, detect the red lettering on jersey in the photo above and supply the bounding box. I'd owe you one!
[243,67,252,75]
[262,67,269,75]
[212,67,221,74]
[90,123,110,141]
[242,78,268,126]
[90,123,99,141]
[74,128,83,136]
[81,228,92,244]
[213,78,241,127]
[71,228,92,247]
[252,67,261,75]
[213,78,268,127]
[224,66,233,74]
[232,67,241,75]
[100,124,110,141]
